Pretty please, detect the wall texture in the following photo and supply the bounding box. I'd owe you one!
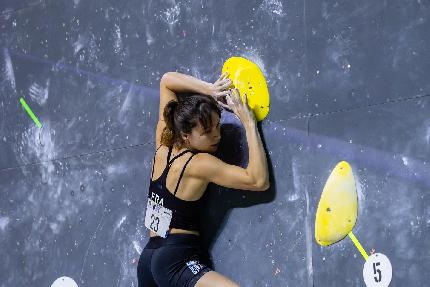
[1,0,429,286]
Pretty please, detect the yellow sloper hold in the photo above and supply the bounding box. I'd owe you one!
[315,161,358,246]
[221,56,270,121]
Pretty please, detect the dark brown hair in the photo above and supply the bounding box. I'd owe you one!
[161,93,222,149]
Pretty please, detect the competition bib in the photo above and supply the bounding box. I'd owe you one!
[144,198,172,238]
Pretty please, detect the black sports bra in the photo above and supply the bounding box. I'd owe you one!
[147,145,205,232]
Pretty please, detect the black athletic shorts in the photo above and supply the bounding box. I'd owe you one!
[137,233,212,287]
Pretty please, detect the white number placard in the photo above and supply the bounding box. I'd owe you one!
[363,253,392,287]
[144,198,172,238]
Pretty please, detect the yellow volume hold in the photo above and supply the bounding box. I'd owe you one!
[315,161,358,246]
[221,56,270,121]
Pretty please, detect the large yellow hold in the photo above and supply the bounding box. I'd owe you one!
[315,161,358,246]
[221,57,270,121]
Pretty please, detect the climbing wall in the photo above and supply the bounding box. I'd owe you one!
[1,0,429,286]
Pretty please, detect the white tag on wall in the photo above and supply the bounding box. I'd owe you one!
[363,253,392,287]
[144,198,172,238]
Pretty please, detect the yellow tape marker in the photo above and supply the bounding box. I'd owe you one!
[348,231,368,261]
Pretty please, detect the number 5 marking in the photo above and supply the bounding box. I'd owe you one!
[373,262,381,282]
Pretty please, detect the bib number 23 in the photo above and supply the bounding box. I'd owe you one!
[150,214,160,232]
[144,198,172,238]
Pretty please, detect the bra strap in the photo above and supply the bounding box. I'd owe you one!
[173,152,198,196]
[167,145,173,165]
[163,147,193,177]
[167,149,195,166]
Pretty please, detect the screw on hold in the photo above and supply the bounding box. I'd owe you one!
[80,184,85,192]
[326,207,331,212]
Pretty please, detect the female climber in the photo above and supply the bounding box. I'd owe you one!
[137,71,270,287]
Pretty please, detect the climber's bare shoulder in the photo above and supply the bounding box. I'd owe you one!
[190,153,263,192]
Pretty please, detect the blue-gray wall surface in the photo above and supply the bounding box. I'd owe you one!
[1,0,429,286]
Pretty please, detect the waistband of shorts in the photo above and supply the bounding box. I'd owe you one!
[145,233,202,249]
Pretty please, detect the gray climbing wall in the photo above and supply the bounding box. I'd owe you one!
[1,0,429,286]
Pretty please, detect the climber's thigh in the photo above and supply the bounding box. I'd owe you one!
[195,271,240,287]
